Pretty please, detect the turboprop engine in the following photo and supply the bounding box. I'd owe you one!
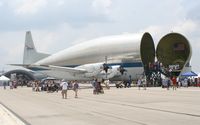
[78,63,104,77]
[140,32,191,77]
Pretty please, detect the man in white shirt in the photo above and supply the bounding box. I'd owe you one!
[137,78,141,90]
[60,79,68,99]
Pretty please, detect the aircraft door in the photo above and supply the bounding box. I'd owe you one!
[140,32,156,74]
[156,33,191,77]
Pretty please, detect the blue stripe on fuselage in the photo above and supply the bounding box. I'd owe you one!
[107,62,143,68]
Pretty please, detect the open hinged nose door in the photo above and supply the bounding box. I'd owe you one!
[156,33,191,77]
[140,32,155,74]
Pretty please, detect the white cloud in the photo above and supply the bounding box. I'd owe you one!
[0,31,25,66]
[92,0,112,15]
[14,0,47,15]
[57,0,65,6]
[172,20,197,33]
[7,44,23,62]
[0,1,3,7]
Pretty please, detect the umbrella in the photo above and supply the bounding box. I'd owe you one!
[0,75,10,81]
[181,71,198,77]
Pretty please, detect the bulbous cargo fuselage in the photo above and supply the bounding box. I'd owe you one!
[35,33,142,66]
[32,32,191,80]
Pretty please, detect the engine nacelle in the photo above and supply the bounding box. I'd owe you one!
[78,63,104,77]
[101,65,122,78]
[110,65,121,76]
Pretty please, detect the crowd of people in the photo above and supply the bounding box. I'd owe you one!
[2,74,200,99]
[7,80,18,89]
[136,74,200,91]
[30,79,80,99]
[91,79,104,94]
[148,61,163,71]
[60,80,79,99]
[162,76,200,89]
[137,76,147,90]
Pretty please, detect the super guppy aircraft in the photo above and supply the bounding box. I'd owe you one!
[12,31,192,81]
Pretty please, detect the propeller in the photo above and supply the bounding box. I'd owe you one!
[103,63,110,73]
[118,66,127,75]
[103,56,110,79]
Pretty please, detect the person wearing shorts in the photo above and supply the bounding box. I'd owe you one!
[60,80,68,99]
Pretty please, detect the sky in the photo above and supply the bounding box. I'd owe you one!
[0,0,200,73]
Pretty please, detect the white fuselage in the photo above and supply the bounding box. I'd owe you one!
[34,33,144,80]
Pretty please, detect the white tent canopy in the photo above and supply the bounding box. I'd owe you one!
[0,75,10,81]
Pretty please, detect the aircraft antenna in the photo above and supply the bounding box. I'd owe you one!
[105,56,107,64]
[105,56,107,79]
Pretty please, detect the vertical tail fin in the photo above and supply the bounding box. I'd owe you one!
[23,31,50,64]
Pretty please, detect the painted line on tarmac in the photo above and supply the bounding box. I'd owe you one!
[0,102,31,125]
[30,95,148,125]
[83,96,200,118]
[92,111,148,125]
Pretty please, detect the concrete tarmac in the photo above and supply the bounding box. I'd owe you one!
[0,86,200,125]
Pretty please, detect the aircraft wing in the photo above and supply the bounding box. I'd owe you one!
[9,64,30,67]
[30,65,88,74]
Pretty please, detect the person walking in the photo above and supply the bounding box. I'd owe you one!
[73,80,79,98]
[142,77,147,90]
[137,78,141,90]
[3,81,6,90]
[172,76,177,90]
[92,79,97,94]
[35,80,40,92]
[167,77,171,90]
[60,79,68,99]
[9,81,13,89]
